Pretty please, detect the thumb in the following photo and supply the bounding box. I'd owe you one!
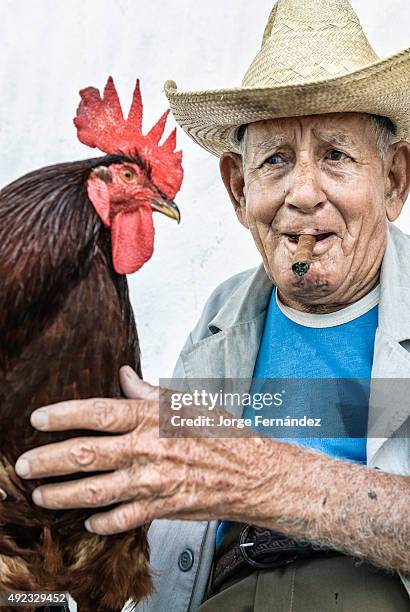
[119,365,158,400]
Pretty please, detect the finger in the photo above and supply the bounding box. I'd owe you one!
[15,434,132,479]
[30,398,141,433]
[32,463,171,510]
[85,490,196,535]
[85,499,160,534]
[31,469,136,510]
[120,366,158,401]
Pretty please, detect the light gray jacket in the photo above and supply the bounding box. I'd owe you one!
[134,222,410,611]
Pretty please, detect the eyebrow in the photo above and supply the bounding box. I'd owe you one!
[250,135,288,152]
[311,128,358,148]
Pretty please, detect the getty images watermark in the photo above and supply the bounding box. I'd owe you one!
[159,378,329,438]
[169,389,321,430]
[158,377,410,438]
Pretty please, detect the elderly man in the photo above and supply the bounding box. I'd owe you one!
[14,0,410,610]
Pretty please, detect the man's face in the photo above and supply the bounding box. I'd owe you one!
[221,113,407,308]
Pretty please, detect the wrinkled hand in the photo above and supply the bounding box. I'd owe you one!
[15,367,270,535]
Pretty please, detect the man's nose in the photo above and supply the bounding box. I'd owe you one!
[284,162,326,211]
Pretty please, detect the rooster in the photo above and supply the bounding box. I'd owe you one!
[0,77,183,611]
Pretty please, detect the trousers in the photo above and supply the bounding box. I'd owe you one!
[198,555,409,612]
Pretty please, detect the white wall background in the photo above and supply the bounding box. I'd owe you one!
[0,0,409,382]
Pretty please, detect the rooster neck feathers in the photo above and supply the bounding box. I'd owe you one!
[0,155,131,368]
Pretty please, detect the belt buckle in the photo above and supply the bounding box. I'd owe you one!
[239,524,298,570]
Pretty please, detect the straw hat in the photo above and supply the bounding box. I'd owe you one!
[164,0,410,157]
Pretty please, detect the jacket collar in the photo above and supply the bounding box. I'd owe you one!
[378,222,410,341]
[206,263,273,335]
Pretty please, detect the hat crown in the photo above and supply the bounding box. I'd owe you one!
[242,0,379,88]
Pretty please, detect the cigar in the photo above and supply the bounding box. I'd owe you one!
[291,235,316,276]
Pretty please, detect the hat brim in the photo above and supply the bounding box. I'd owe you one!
[165,47,410,157]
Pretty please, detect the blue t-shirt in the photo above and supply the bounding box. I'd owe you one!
[216,283,379,548]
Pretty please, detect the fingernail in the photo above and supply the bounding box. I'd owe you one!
[31,409,49,430]
[32,488,44,505]
[84,519,94,532]
[0,487,7,501]
[15,458,31,478]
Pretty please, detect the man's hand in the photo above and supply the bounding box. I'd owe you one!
[14,367,266,534]
[14,367,410,575]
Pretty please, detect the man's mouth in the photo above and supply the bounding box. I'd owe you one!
[284,231,335,243]
[281,230,338,258]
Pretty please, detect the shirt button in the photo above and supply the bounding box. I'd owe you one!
[178,548,194,572]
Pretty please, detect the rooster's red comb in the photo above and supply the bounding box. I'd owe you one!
[74,76,183,199]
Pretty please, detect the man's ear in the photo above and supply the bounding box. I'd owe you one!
[219,152,249,229]
[385,141,410,222]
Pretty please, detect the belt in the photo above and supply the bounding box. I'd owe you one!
[209,524,341,596]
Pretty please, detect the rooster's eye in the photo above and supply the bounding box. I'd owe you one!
[120,167,137,183]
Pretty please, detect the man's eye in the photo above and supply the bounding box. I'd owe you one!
[265,154,284,166]
[325,149,348,162]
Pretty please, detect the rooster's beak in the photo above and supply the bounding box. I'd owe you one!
[151,198,181,224]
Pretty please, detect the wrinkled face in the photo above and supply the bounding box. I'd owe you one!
[86,158,180,275]
[221,113,410,309]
